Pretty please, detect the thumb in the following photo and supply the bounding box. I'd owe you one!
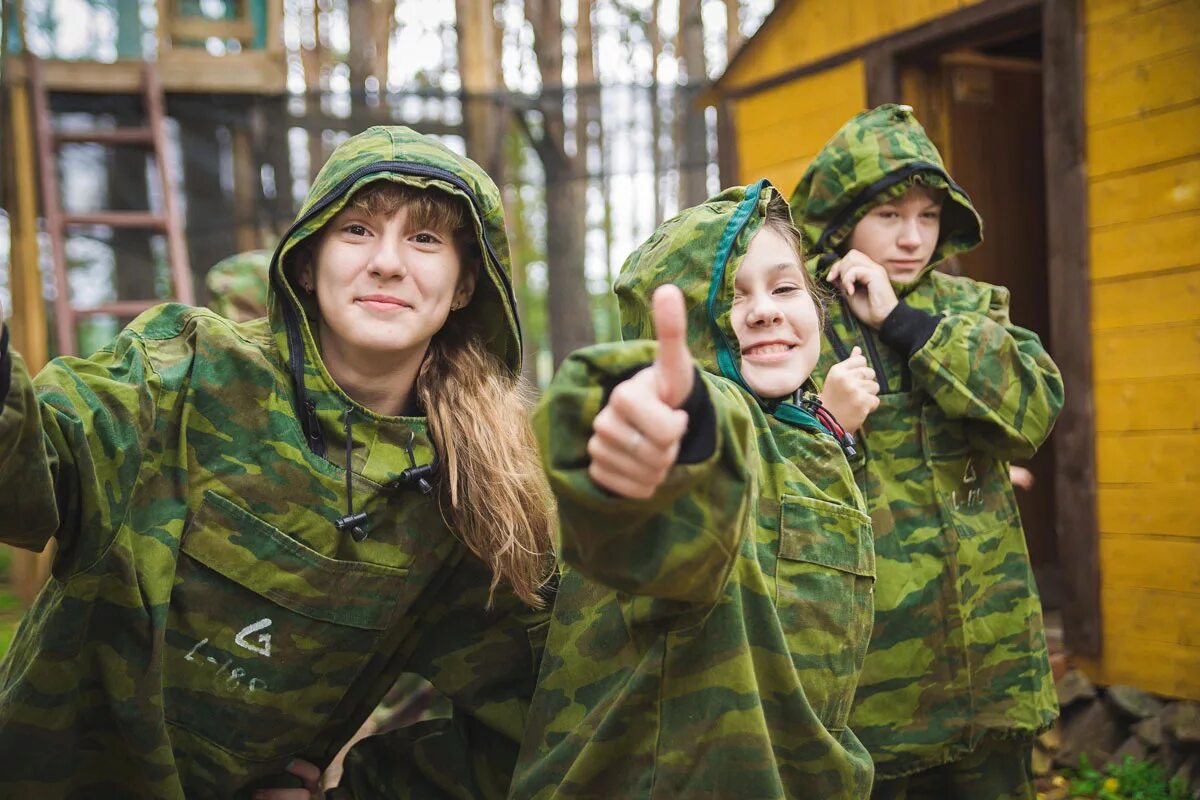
[651,284,694,408]
[850,345,862,357]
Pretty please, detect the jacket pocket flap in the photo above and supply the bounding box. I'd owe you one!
[779,495,874,578]
[181,491,406,630]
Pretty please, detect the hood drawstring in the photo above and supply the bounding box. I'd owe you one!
[801,395,859,458]
[335,407,369,542]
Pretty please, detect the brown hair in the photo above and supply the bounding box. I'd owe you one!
[762,192,829,326]
[336,181,555,607]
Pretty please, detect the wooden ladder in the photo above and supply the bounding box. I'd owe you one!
[26,54,194,356]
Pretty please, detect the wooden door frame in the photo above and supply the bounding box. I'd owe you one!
[864,0,1101,657]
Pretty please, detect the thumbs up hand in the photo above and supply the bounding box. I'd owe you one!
[587,285,696,499]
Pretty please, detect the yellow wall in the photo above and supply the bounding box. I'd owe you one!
[1076,0,1200,700]
[722,0,985,93]
[733,60,865,194]
[723,0,1200,699]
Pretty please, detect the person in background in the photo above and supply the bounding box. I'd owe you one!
[792,104,1063,800]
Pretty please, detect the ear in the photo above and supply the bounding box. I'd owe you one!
[295,257,315,293]
[453,266,478,309]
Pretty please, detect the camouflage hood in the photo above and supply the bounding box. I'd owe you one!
[615,180,823,431]
[788,104,982,289]
[269,125,522,377]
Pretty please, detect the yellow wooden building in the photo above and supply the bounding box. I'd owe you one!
[709,0,1199,699]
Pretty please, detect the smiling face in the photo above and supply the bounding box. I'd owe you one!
[299,186,477,374]
[731,226,822,400]
[847,184,944,283]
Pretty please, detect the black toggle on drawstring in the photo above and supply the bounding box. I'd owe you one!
[397,430,436,495]
[335,407,369,542]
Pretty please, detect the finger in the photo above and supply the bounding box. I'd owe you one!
[651,284,694,408]
[826,260,841,284]
[285,760,322,787]
[588,434,678,481]
[253,790,313,800]
[861,379,880,396]
[608,383,689,448]
[590,414,681,472]
[589,460,669,499]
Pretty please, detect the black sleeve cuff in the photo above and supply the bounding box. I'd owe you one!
[878,301,940,358]
[0,324,12,409]
[598,364,717,466]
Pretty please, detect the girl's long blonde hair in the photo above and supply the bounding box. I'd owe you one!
[350,181,555,607]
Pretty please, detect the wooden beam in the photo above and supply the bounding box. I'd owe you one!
[1043,0,1102,658]
[2,53,287,94]
[166,16,257,45]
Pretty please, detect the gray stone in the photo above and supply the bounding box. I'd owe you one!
[1133,715,1165,748]
[1056,669,1098,708]
[1056,697,1124,768]
[1105,734,1150,767]
[1165,702,1200,744]
[1106,684,1166,720]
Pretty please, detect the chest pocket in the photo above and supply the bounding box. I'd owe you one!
[164,491,407,762]
[921,405,1018,538]
[775,495,875,732]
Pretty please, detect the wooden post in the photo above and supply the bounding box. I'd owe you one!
[3,74,55,603]
[1043,0,1101,658]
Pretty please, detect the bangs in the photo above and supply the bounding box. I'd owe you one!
[349,180,470,235]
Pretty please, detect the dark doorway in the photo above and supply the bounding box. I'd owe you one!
[898,30,1064,609]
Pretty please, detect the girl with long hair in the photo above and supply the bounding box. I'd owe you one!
[0,126,553,799]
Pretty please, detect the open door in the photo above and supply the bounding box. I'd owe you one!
[901,35,1063,608]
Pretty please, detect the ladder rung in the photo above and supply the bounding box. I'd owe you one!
[63,212,168,230]
[54,127,155,146]
[72,300,163,318]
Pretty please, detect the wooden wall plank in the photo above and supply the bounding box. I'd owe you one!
[1096,431,1200,484]
[1091,266,1200,329]
[1089,157,1200,228]
[1092,322,1200,382]
[1099,586,1200,647]
[1085,47,1200,128]
[1099,533,1200,591]
[734,60,865,188]
[1098,488,1200,538]
[1090,210,1200,280]
[1088,104,1200,178]
[1085,0,1200,78]
[1085,0,1179,27]
[1093,376,1200,433]
[1077,635,1200,699]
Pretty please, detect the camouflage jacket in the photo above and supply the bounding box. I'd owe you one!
[0,127,542,799]
[789,104,1063,778]
[511,182,876,799]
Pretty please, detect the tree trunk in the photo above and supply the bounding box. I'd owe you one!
[455,0,505,178]
[677,0,709,207]
[725,0,742,58]
[525,0,594,365]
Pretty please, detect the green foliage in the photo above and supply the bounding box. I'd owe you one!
[1067,754,1194,800]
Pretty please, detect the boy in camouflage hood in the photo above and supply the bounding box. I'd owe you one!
[790,104,1062,798]
[0,126,553,798]
[207,248,273,322]
[511,183,876,799]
